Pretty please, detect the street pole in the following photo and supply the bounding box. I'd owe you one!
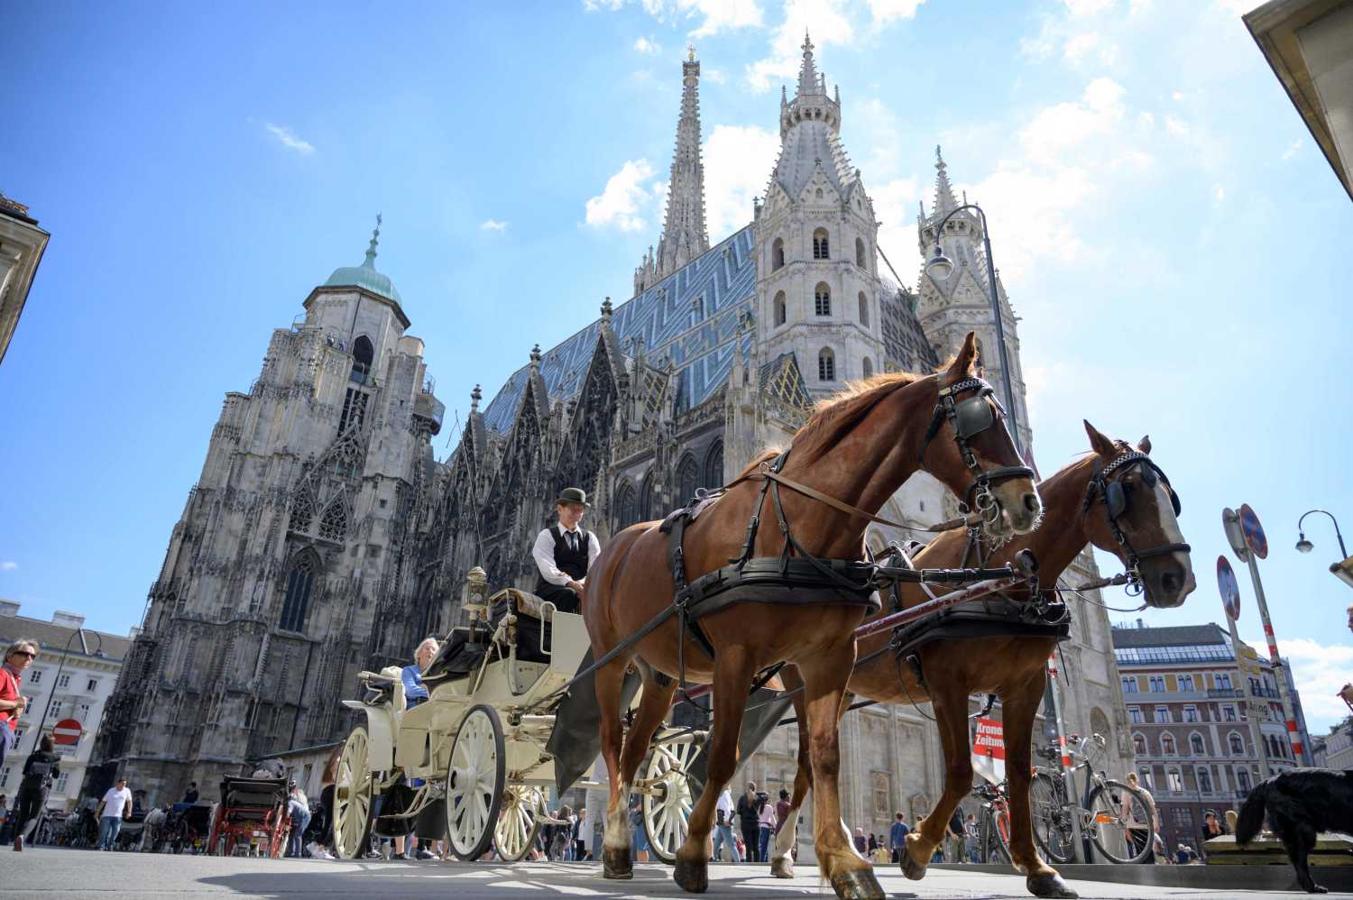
[1240,550,1309,765]
[1045,652,1087,862]
[1222,613,1271,780]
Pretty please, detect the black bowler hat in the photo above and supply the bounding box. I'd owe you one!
[556,487,591,507]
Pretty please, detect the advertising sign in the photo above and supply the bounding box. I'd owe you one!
[972,716,1006,782]
[1217,555,1242,621]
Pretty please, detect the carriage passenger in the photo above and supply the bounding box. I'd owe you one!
[401,638,440,708]
[530,488,600,615]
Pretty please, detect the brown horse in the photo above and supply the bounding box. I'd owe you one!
[771,421,1195,898]
[583,333,1042,899]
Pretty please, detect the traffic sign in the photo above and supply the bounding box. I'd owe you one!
[1222,508,1249,561]
[1217,555,1242,621]
[1239,504,1268,559]
[52,718,83,746]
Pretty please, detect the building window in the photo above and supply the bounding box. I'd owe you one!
[49,700,63,719]
[289,487,316,533]
[1236,768,1251,792]
[339,388,369,434]
[1229,733,1245,755]
[1197,767,1213,794]
[1149,675,1165,693]
[56,674,70,689]
[774,291,787,327]
[814,283,831,316]
[1190,733,1206,755]
[858,291,869,327]
[1154,706,1171,724]
[862,357,873,379]
[28,670,42,685]
[676,454,699,505]
[871,771,891,819]
[279,551,319,633]
[55,772,69,794]
[855,237,867,268]
[1161,734,1176,756]
[86,678,98,693]
[818,347,836,382]
[1,766,11,789]
[1180,674,1195,692]
[614,480,639,529]
[1223,705,1237,722]
[351,335,374,383]
[1138,767,1154,790]
[1166,768,1183,792]
[1216,673,1232,690]
[640,471,660,522]
[1129,706,1143,724]
[1121,676,1138,694]
[1184,705,1199,723]
[1133,733,1147,755]
[703,442,724,490]
[318,502,348,543]
[812,228,830,259]
[772,237,785,270]
[78,703,91,722]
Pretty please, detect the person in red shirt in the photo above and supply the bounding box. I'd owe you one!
[0,639,39,770]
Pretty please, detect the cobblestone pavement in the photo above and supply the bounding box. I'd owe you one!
[0,847,1330,898]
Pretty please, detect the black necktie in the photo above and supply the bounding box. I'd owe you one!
[568,532,577,552]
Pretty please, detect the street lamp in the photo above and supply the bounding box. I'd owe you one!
[1295,509,1353,590]
[32,627,104,744]
[924,202,1024,458]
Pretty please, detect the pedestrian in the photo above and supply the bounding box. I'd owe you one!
[552,805,574,861]
[577,805,593,861]
[0,794,10,845]
[182,782,199,804]
[774,789,792,831]
[96,776,133,850]
[889,812,910,864]
[964,813,981,863]
[306,745,339,860]
[627,796,649,863]
[852,826,868,855]
[12,734,60,851]
[286,782,310,857]
[946,808,965,863]
[0,639,38,771]
[736,781,760,862]
[713,786,741,862]
[867,831,878,855]
[756,791,776,863]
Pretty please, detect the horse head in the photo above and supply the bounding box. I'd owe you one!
[1082,420,1195,608]
[925,332,1042,540]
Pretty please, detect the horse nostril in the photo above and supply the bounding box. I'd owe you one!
[1161,573,1181,594]
[1023,493,1041,514]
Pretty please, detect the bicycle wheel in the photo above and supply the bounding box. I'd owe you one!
[1029,773,1074,865]
[1086,780,1152,864]
[987,805,1012,864]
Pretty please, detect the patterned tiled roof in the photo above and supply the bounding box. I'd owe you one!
[482,226,757,433]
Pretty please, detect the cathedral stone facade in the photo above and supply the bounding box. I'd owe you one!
[91,37,1135,823]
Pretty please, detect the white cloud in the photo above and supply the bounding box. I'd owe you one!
[479,219,509,232]
[1063,31,1118,65]
[870,177,922,273]
[866,0,926,26]
[1171,90,1185,101]
[634,35,661,54]
[1213,184,1225,201]
[263,122,315,155]
[583,0,625,10]
[585,159,657,232]
[1282,138,1303,160]
[704,67,728,84]
[745,0,855,92]
[1018,77,1127,167]
[1164,115,1190,137]
[703,124,780,238]
[589,0,763,36]
[1281,638,1353,732]
[0,561,16,572]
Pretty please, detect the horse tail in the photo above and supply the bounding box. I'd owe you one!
[1236,782,1269,846]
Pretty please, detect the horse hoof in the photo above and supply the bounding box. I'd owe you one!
[603,847,633,880]
[770,856,795,879]
[900,849,928,881]
[829,869,886,900]
[673,857,708,893]
[1027,872,1078,898]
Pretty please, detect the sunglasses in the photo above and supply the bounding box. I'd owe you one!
[9,650,36,659]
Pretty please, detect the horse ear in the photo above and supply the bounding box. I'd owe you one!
[1137,434,1152,454]
[1083,419,1116,458]
[946,332,979,379]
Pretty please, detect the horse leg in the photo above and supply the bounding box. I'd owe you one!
[618,669,680,861]
[770,666,813,879]
[596,657,635,879]
[673,646,754,893]
[798,643,884,900]
[1003,669,1077,899]
[902,676,971,881]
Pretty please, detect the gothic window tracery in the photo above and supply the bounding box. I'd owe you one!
[640,471,660,522]
[289,487,316,534]
[318,501,348,543]
[676,454,699,505]
[614,480,639,530]
[818,347,836,382]
[772,238,785,271]
[812,228,830,260]
[279,551,319,633]
[329,436,363,479]
[339,388,369,435]
[774,291,787,327]
[814,283,831,317]
[704,441,723,489]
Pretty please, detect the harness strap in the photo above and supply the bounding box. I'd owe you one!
[758,468,976,534]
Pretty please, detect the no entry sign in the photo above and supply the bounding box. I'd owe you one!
[52,718,83,746]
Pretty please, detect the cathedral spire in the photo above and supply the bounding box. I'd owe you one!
[932,147,957,216]
[363,213,382,268]
[798,31,823,97]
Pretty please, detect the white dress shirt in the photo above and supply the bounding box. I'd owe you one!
[532,525,602,586]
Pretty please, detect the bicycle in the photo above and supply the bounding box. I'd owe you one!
[1029,733,1153,864]
[971,780,1012,864]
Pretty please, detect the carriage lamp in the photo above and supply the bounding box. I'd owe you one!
[925,244,954,279]
[1295,510,1352,590]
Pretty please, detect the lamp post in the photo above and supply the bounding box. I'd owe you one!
[32,628,104,746]
[925,203,1023,458]
[1295,509,1353,590]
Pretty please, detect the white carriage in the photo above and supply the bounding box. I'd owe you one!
[331,567,701,863]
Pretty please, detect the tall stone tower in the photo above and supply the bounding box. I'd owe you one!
[915,148,1032,452]
[87,220,445,802]
[754,33,885,398]
[635,48,711,296]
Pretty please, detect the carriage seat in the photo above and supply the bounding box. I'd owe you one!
[218,776,289,820]
[424,625,492,680]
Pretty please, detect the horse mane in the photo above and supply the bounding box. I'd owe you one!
[791,371,927,460]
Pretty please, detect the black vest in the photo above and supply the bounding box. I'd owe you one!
[535,525,590,595]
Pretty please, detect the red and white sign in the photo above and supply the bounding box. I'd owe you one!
[972,716,1006,782]
[52,718,83,746]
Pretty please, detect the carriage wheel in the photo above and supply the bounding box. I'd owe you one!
[445,704,506,861]
[641,734,700,865]
[494,784,543,862]
[332,725,374,860]
[206,805,223,857]
[269,805,290,859]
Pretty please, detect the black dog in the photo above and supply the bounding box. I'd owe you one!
[1236,769,1353,893]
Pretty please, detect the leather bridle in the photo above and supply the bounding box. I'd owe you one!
[920,377,1035,526]
[1085,450,1189,593]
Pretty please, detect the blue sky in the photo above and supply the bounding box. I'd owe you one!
[2,0,1351,732]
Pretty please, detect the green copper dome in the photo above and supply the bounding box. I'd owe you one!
[323,216,402,304]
